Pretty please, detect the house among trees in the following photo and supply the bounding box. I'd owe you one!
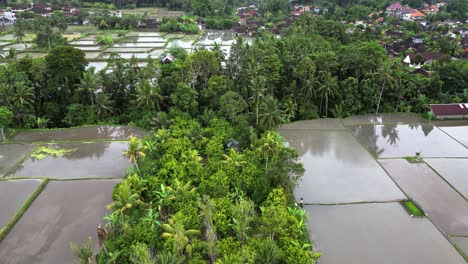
[386,2,426,21]
[31,2,53,17]
[160,53,175,64]
[62,6,80,17]
[430,104,468,119]
[10,4,30,14]
[404,52,443,68]
[0,10,14,29]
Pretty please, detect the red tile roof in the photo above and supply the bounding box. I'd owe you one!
[430,104,468,116]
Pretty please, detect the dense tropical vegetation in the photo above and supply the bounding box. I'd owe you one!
[94,118,319,263]
[0,0,467,262]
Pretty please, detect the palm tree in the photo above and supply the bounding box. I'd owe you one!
[142,208,161,229]
[70,237,93,264]
[12,82,35,109]
[76,67,99,106]
[317,71,339,118]
[258,132,281,174]
[13,19,26,46]
[249,75,267,127]
[123,136,146,174]
[106,180,144,214]
[156,251,184,264]
[256,239,282,264]
[4,48,17,62]
[105,250,121,264]
[162,217,200,257]
[93,93,114,119]
[375,60,397,114]
[259,95,282,132]
[222,148,247,172]
[135,79,163,111]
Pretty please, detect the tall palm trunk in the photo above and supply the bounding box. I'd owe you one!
[376,79,386,114]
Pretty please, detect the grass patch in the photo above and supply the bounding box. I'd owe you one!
[0,178,49,243]
[30,146,78,160]
[404,155,423,163]
[402,200,424,217]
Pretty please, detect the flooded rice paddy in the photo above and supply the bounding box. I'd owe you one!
[342,113,428,125]
[279,118,346,130]
[379,159,468,235]
[279,114,468,262]
[9,142,130,179]
[305,203,466,264]
[425,158,468,199]
[435,120,468,148]
[0,126,143,262]
[279,129,405,203]
[0,180,118,264]
[0,179,42,229]
[0,144,36,176]
[10,126,146,142]
[2,113,468,262]
[351,124,468,158]
[451,236,468,258]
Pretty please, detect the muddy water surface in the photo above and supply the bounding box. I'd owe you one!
[279,119,345,130]
[305,203,466,264]
[0,179,42,229]
[278,129,404,203]
[425,158,468,199]
[435,120,468,148]
[11,126,146,142]
[380,159,468,235]
[0,144,36,176]
[352,124,468,158]
[9,142,130,179]
[451,236,468,258]
[342,113,427,125]
[0,180,118,264]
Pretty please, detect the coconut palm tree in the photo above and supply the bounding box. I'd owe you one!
[106,180,144,214]
[256,239,282,264]
[135,79,163,111]
[375,60,397,114]
[70,237,93,264]
[249,75,268,127]
[93,93,114,119]
[76,67,99,106]
[123,136,146,174]
[259,95,282,132]
[317,71,338,118]
[162,216,200,257]
[12,82,35,109]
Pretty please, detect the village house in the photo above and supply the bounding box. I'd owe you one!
[0,10,14,29]
[404,52,443,68]
[31,2,53,17]
[386,2,426,21]
[10,3,30,14]
[430,104,468,120]
[62,6,80,17]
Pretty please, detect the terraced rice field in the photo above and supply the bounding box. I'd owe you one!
[0,126,146,263]
[278,113,468,263]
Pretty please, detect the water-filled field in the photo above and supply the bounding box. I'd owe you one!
[435,120,468,147]
[0,144,36,176]
[279,128,405,204]
[380,159,468,235]
[305,203,466,264]
[10,126,146,142]
[0,179,42,229]
[0,180,118,264]
[351,124,468,158]
[425,158,468,199]
[8,142,130,179]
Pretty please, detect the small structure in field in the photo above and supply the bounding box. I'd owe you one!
[430,104,468,120]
